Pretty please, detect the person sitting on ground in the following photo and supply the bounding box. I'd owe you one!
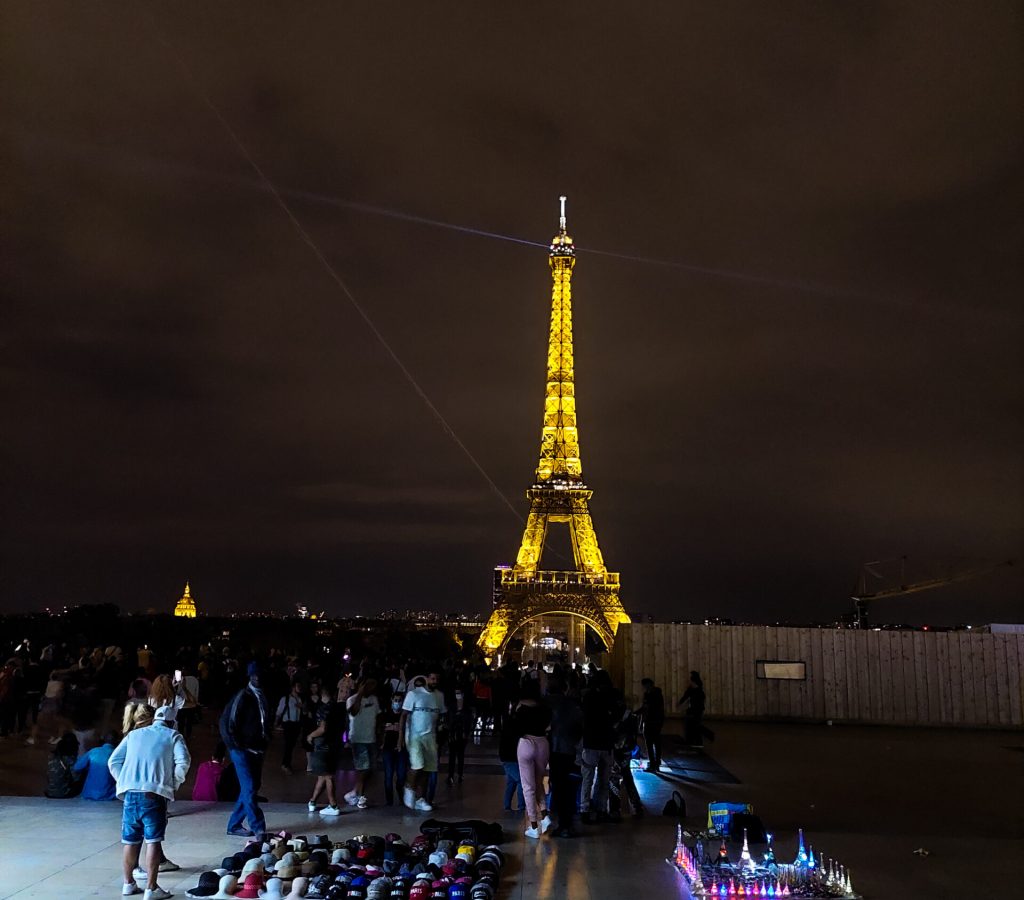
[192,741,229,802]
[73,731,118,800]
[44,732,82,798]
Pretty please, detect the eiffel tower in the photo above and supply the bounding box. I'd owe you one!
[479,198,629,660]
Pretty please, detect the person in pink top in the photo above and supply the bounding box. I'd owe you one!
[192,742,228,801]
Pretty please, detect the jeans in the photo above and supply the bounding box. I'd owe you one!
[517,735,550,823]
[549,751,577,828]
[227,749,266,834]
[580,747,613,813]
[502,761,525,810]
[281,722,301,769]
[643,722,663,768]
[121,791,168,844]
[448,738,466,779]
[382,748,408,805]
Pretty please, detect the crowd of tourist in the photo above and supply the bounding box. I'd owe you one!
[1,638,710,862]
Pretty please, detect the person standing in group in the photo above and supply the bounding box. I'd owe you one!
[546,675,583,837]
[446,686,474,785]
[497,712,525,813]
[173,666,200,745]
[513,679,552,839]
[108,705,191,900]
[345,677,380,809]
[398,672,444,812]
[678,670,714,748]
[580,669,616,824]
[275,680,305,774]
[380,692,407,806]
[220,661,270,837]
[638,677,665,772]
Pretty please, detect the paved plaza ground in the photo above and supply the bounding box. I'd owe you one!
[0,720,1020,899]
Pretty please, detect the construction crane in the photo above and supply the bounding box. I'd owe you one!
[850,557,1014,628]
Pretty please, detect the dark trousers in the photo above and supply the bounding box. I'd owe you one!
[549,751,577,829]
[448,738,466,779]
[381,747,408,805]
[227,749,266,834]
[281,722,301,769]
[643,722,663,768]
[684,713,714,747]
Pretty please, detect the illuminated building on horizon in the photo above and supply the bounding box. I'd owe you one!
[173,581,197,618]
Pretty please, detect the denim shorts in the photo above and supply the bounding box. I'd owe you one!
[121,791,168,844]
[351,742,375,772]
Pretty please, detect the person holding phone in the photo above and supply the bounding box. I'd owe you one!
[174,665,200,745]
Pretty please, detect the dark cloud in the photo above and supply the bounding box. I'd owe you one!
[1,1,1021,624]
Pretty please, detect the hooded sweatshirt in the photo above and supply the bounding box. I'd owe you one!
[108,722,191,800]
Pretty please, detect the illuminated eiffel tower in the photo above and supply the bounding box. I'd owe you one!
[479,198,629,660]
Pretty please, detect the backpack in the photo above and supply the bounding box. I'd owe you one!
[662,790,686,820]
[729,812,767,844]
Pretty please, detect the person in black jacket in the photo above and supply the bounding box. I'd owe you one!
[580,669,617,823]
[219,661,270,837]
[639,677,665,771]
[678,670,714,748]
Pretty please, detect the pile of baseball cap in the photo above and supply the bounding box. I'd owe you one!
[184,830,506,899]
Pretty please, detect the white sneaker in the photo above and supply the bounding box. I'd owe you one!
[414,797,433,812]
[343,789,359,806]
[403,787,415,809]
[524,825,540,839]
[540,815,552,834]
[158,859,179,873]
[320,804,341,817]
[122,883,141,896]
[307,801,318,812]
[132,867,148,882]
[143,888,172,900]
[356,795,368,809]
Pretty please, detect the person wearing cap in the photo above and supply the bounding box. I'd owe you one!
[220,661,271,837]
[108,703,191,900]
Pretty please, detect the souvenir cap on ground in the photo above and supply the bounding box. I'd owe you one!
[236,872,266,899]
[184,870,221,898]
[259,877,286,900]
[284,876,308,900]
[210,875,240,900]
[275,852,301,880]
[240,858,265,879]
[303,874,332,899]
[367,876,393,900]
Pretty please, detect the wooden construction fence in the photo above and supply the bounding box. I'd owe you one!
[608,623,1024,728]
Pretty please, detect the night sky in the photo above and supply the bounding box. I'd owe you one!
[2,3,1021,625]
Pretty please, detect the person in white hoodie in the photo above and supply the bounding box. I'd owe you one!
[108,704,191,900]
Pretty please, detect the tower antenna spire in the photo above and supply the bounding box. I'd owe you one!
[559,195,567,233]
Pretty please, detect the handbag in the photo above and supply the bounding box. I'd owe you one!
[662,789,686,820]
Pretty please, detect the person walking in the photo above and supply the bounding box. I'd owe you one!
[580,669,616,824]
[398,672,444,812]
[220,662,270,837]
[514,680,552,839]
[345,677,380,808]
[108,705,191,900]
[639,677,665,772]
[306,686,342,816]
[275,680,305,774]
[546,675,583,837]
